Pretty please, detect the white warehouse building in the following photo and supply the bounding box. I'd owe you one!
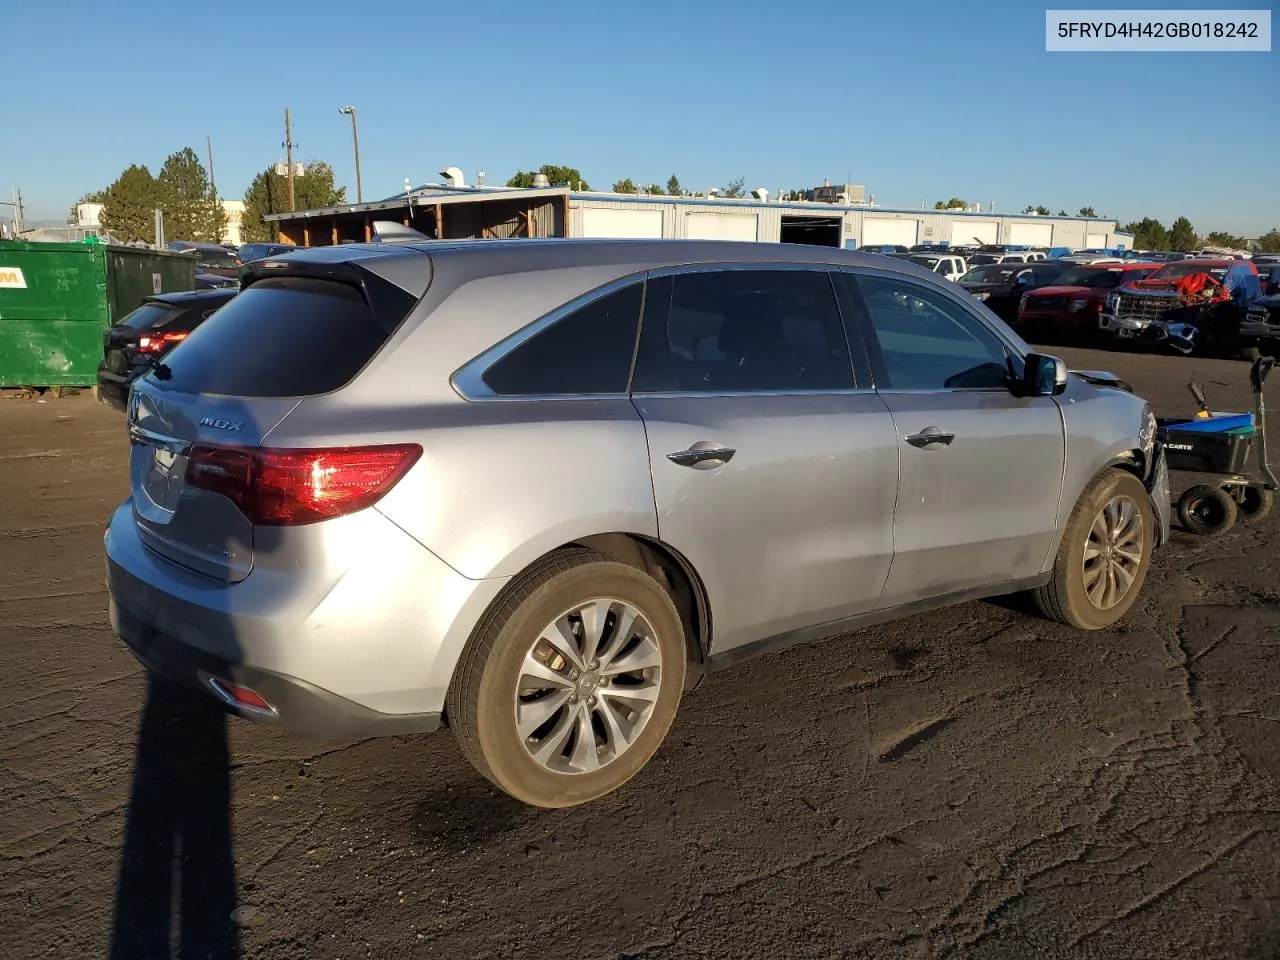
[266,178,1131,252]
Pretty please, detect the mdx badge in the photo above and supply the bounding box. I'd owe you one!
[199,416,244,432]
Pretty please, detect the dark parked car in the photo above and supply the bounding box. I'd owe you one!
[958,260,1072,321]
[95,289,237,411]
[239,242,298,263]
[858,244,910,254]
[168,240,240,278]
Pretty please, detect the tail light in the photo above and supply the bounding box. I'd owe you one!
[137,331,189,353]
[184,443,421,526]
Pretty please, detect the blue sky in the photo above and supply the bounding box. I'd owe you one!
[5,0,1277,234]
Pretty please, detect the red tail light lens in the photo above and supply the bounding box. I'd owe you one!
[184,443,421,526]
[138,331,189,353]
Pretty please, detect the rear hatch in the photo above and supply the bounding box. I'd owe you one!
[126,249,430,583]
[103,301,182,375]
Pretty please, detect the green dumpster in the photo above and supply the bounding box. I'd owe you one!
[0,240,197,388]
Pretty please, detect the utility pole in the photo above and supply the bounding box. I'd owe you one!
[207,135,218,200]
[283,107,297,211]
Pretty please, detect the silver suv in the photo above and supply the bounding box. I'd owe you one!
[105,239,1171,808]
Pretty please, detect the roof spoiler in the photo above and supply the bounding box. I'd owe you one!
[371,220,434,244]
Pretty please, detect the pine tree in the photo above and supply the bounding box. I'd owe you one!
[99,165,161,243]
[157,148,226,242]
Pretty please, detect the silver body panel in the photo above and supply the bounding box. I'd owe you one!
[104,238,1158,732]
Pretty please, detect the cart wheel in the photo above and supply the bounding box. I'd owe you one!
[1177,484,1238,536]
[1231,484,1274,525]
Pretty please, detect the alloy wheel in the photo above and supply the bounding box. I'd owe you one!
[1082,494,1146,610]
[515,598,663,775]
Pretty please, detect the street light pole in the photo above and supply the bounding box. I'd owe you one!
[339,105,362,204]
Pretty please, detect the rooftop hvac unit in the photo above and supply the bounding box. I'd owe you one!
[752,187,769,201]
[439,166,466,189]
[532,173,551,189]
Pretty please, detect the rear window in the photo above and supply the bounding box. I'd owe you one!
[155,277,404,397]
[118,303,178,331]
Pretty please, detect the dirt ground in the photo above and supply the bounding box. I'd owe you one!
[3,345,1280,960]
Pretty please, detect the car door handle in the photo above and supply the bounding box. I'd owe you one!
[905,428,955,449]
[667,443,736,469]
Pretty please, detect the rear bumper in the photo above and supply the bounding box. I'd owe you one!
[112,599,442,736]
[95,370,133,412]
[104,499,509,737]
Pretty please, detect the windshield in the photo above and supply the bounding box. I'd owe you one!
[967,254,1001,265]
[907,256,941,269]
[1151,262,1229,280]
[1053,267,1131,289]
[960,264,1019,284]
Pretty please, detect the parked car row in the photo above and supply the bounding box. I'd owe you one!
[102,236,1170,808]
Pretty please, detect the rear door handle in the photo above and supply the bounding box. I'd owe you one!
[667,442,736,469]
[905,428,955,449]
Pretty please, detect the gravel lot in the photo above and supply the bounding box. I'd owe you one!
[3,345,1279,960]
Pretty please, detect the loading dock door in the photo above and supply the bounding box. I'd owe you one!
[861,218,919,247]
[685,212,758,241]
[581,207,664,238]
[1086,232,1108,248]
[1008,222,1053,247]
[780,216,842,247]
[950,220,999,246]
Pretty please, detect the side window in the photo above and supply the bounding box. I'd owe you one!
[481,282,643,396]
[844,273,1011,391]
[632,269,853,393]
[939,260,954,276]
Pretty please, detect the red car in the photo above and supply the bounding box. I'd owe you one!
[1016,261,1160,339]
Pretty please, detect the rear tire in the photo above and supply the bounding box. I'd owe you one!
[1177,484,1237,536]
[446,548,686,809]
[1032,469,1154,630]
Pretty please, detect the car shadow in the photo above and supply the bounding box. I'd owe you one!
[108,675,241,960]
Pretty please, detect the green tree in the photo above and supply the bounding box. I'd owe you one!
[784,189,806,201]
[157,147,226,242]
[1204,230,1246,249]
[1078,206,1098,218]
[934,197,967,210]
[721,177,746,199]
[645,183,665,195]
[666,174,682,197]
[240,160,347,243]
[507,165,590,190]
[1057,209,1069,216]
[1022,204,1051,215]
[1121,217,1169,250]
[612,178,637,194]
[1168,216,1197,252]
[99,165,162,243]
[1255,229,1280,253]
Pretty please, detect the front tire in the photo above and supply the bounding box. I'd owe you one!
[1032,469,1155,630]
[447,549,686,808]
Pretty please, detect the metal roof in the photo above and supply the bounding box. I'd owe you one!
[264,186,570,222]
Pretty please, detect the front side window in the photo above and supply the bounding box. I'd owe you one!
[482,282,644,396]
[844,273,1011,391]
[632,269,853,393]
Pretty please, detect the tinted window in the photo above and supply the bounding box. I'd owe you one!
[482,283,643,396]
[118,303,178,332]
[156,277,411,397]
[632,269,853,393]
[847,274,1010,391]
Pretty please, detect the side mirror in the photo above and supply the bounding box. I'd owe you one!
[1014,353,1068,397]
